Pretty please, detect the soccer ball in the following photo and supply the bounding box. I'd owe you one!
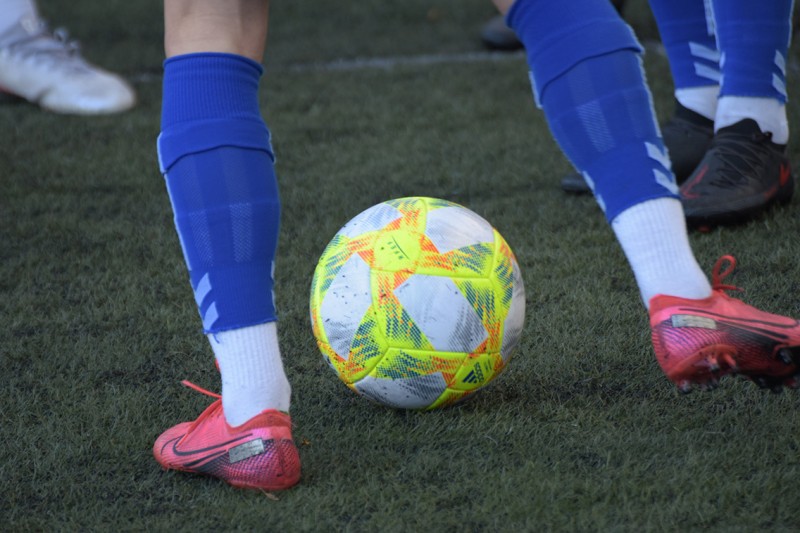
[309,197,525,409]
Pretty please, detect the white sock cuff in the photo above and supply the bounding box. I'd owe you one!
[675,86,720,121]
[715,96,789,144]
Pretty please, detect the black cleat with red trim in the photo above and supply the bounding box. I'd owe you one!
[680,119,794,228]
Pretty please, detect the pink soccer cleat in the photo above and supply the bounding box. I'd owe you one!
[650,256,800,392]
[153,381,301,491]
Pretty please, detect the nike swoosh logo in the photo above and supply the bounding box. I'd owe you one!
[185,450,227,468]
[170,433,253,458]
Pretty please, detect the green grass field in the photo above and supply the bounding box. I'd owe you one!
[3,1,800,530]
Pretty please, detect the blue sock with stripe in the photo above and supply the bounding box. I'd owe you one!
[507,0,678,223]
[712,0,792,141]
[649,0,719,90]
[159,53,280,334]
[649,0,720,118]
[714,0,792,102]
[508,0,710,306]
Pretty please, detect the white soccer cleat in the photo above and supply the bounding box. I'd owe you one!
[0,16,135,115]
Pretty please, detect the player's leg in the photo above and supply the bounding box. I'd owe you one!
[713,0,792,142]
[559,0,713,193]
[152,0,300,491]
[0,0,135,114]
[679,0,795,227]
[647,0,716,179]
[499,0,800,391]
[500,0,709,306]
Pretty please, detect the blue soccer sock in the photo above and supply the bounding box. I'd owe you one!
[508,0,676,222]
[159,53,280,334]
[713,0,792,103]
[159,53,290,421]
[649,0,720,119]
[712,0,792,142]
[508,0,710,306]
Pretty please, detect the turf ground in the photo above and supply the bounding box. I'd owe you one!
[3,1,800,530]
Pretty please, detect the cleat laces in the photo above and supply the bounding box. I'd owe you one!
[706,131,776,189]
[180,379,221,399]
[0,18,90,73]
[710,255,744,294]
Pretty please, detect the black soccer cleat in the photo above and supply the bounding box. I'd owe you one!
[680,119,794,228]
[560,102,714,194]
[660,102,715,180]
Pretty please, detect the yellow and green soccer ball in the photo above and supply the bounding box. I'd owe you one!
[309,197,525,409]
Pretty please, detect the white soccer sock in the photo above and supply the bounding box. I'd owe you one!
[0,0,38,33]
[715,95,789,144]
[611,197,712,309]
[675,86,719,121]
[209,321,292,427]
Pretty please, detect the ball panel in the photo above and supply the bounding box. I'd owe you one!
[313,231,378,297]
[371,269,433,351]
[317,313,388,384]
[384,197,428,226]
[489,234,526,361]
[490,231,516,309]
[416,241,495,278]
[450,353,500,392]
[370,228,423,272]
[451,277,502,352]
[394,274,488,353]
[316,339,339,372]
[354,373,447,409]
[425,205,495,254]
[337,202,402,239]
[346,312,388,381]
[319,253,373,359]
[372,347,466,382]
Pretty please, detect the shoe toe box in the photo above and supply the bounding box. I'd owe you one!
[40,70,136,114]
